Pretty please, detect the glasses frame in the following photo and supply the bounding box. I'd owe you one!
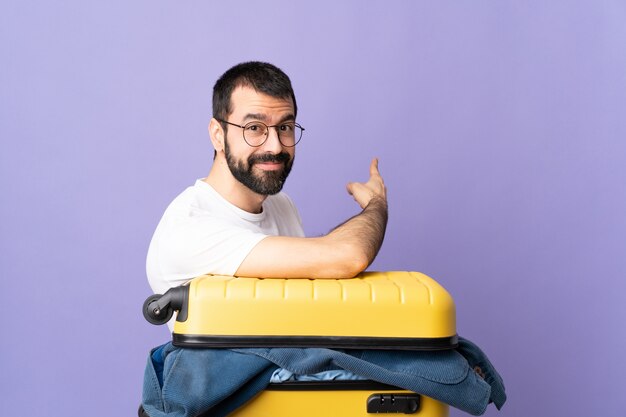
[216,118,305,148]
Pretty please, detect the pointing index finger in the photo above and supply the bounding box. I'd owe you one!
[370,157,380,176]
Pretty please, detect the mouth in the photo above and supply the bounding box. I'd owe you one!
[253,161,284,171]
[249,153,290,172]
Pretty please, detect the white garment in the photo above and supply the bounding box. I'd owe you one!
[146,179,305,296]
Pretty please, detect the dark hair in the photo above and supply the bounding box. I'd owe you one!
[212,62,298,123]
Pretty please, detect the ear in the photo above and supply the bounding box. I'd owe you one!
[209,118,225,153]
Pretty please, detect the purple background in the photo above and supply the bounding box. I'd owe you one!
[2,1,625,416]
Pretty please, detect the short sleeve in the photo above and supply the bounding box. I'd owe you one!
[147,213,268,293]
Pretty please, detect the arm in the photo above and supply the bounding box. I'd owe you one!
[235,158,388,279]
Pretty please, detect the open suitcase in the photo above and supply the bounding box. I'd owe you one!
[142,271,457,417]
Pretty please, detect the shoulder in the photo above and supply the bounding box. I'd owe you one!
[162,180,222,216]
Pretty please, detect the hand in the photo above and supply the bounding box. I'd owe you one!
[346,158,387,209]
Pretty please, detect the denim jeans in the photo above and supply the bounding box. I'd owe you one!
[142,337,505,417]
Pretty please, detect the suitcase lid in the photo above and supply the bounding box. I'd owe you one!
[172,271,457,350]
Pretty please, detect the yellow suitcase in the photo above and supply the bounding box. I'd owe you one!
[142,271,457,416]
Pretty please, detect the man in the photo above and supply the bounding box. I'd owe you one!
[147,61,387,297]
[142,62,506,417]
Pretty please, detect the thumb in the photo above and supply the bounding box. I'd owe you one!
[346,182,355,196]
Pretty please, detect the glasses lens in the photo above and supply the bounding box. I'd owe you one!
[243,122,268,146]
[277,123,303,147]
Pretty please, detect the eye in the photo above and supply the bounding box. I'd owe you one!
[245,122,266,133]
[279,123,295,132]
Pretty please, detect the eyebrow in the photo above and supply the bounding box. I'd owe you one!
[241,113,296,124]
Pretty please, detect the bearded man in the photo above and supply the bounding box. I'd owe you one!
[146,62,387,298]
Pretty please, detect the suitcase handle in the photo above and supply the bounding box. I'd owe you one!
[367,393,420,414]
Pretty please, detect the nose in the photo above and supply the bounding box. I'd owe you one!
[260,126,284,153]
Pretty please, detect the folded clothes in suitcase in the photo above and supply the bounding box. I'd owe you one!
[142,271,459,417]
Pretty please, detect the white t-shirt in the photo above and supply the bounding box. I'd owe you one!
[146,179,305,296]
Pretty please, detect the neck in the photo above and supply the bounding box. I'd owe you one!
[204,157,267,213]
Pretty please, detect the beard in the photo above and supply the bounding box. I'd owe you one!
[224,139,293,195]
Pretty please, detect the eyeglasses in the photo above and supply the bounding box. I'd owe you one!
[216,118,305,147]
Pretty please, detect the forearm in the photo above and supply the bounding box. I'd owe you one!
[326,196,388,270]
[235,198,388,279]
